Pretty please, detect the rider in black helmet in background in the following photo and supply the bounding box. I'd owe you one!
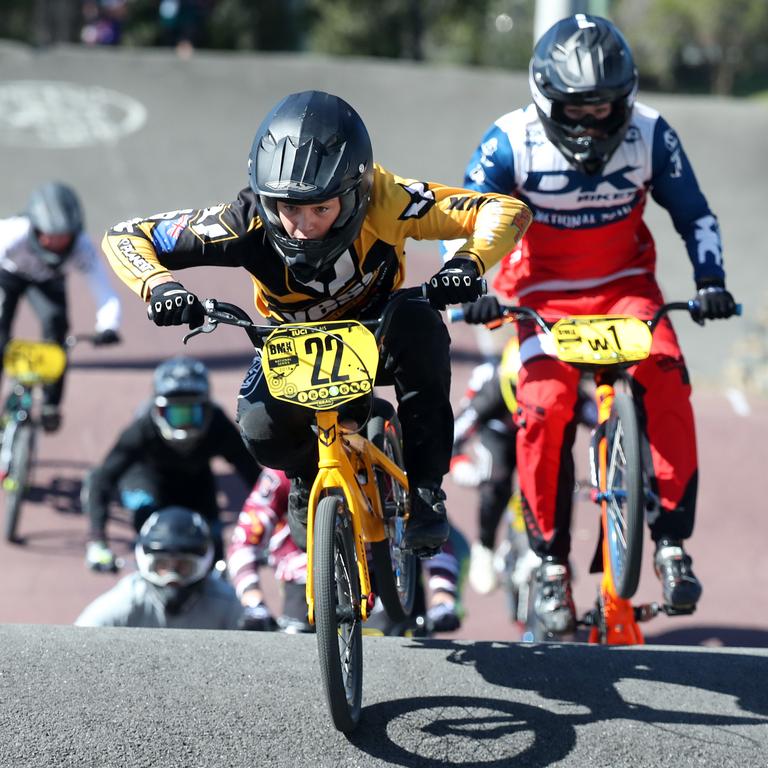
[102,90,532,557]
[0,182,122,431]
[83,356,261,571]
[76,507,245,628]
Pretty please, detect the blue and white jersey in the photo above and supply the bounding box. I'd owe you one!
[459,102,724,298]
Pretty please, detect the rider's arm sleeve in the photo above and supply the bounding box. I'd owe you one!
[85,422,145,538]
[74,235,122,331]
[462,122,518,195]
[441,123,518,263]
[100,194,254,301]
[371,164,531,275]
[649,116,725,284]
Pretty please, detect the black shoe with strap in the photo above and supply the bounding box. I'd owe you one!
[654,538,702,611]
[401,485,450,557]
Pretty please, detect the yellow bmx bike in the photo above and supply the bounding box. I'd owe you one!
[1,339,67,542]
[181,289,439,731]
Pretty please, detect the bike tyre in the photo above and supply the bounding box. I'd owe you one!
[367,413,417,622]
[603,392,643,599]
[314,495,363,732]
[3,424,35,542]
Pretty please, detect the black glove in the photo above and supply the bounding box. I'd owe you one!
[461,295,502,325]
[148,281,205,328]
[238,602,278,631]
[92,328,121,346]
[694,279,737,322]
[427,258,484,310]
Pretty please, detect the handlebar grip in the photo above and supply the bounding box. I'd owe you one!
[447,307,464,323]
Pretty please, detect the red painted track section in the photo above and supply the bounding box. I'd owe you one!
[2,253,765,648]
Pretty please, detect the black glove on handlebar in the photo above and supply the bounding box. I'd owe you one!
[694,278,737,321]
[427,258,483,310]
[461,295,502,325]
[148,281,205,328]
[92,328,121,346]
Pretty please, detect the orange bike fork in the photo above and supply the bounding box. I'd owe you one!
[591,383,645,646]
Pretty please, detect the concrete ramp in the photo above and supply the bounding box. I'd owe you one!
[2,625,767,767]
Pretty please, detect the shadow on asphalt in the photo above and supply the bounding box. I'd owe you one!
[349,640,768,767]
[645,625,768,648]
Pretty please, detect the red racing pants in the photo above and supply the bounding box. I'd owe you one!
[514,274,697,562]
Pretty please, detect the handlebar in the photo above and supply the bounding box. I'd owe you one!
[177,280,486,347]
[449,299,742,331]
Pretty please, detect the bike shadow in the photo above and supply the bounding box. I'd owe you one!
[348,640,768,767]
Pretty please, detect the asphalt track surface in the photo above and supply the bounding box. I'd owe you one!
[1,43,767,765]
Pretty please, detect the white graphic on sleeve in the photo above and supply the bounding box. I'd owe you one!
[191,206,231,240]
[694,215,722,266]
[468,164,487,185]
[399,182,435,218]
[480,137,498,168]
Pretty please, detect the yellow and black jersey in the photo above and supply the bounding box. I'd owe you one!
[102,164,531,323]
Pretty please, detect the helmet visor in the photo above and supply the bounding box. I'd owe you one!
[160,402,206,430]
[155,398,207,430]
[137,550,211,587]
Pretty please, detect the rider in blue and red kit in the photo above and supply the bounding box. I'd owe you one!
[456,14,738,634]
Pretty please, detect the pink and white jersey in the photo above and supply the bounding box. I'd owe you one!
[226,469,306,599]
[460,102,725,299]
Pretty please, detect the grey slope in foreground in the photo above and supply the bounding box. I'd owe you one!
[1,625,767,768]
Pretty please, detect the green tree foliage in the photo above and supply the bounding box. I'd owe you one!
[304,0,534,68]
[615,0,768,95]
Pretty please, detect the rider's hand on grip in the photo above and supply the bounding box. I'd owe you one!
[693,280,737,323]
[148,281,205,328]
[461,295,502,325]
[92,328,121,346]
[426,258,485,310]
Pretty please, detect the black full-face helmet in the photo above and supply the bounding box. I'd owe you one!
[151,357,212,452]
[529,14,638,175]
[249,90,374,284]
[27,182,84,267]
[135,507,214,612]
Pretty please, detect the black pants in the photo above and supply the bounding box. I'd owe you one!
[476,424,517,550]
[236,293,453,490]
[0,270,69,406]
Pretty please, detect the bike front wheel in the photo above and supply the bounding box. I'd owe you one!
[3,424,35,542]
[313,495,363,732]
[367,413,417,622]
[603,392,644,599]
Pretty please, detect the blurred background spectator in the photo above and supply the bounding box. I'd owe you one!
[1,1,765,97]
[80,0,128,46]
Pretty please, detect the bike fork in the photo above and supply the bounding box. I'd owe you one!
[592,382,645,646]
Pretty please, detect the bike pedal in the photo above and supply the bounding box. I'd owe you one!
[663,604,697,616]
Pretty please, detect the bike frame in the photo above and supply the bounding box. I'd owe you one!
[304,409,409,625]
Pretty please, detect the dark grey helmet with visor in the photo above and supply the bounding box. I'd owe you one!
[27,182,84,267]
[529,14,638,175]
[249,90,374,283]
[151,357,211,451]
